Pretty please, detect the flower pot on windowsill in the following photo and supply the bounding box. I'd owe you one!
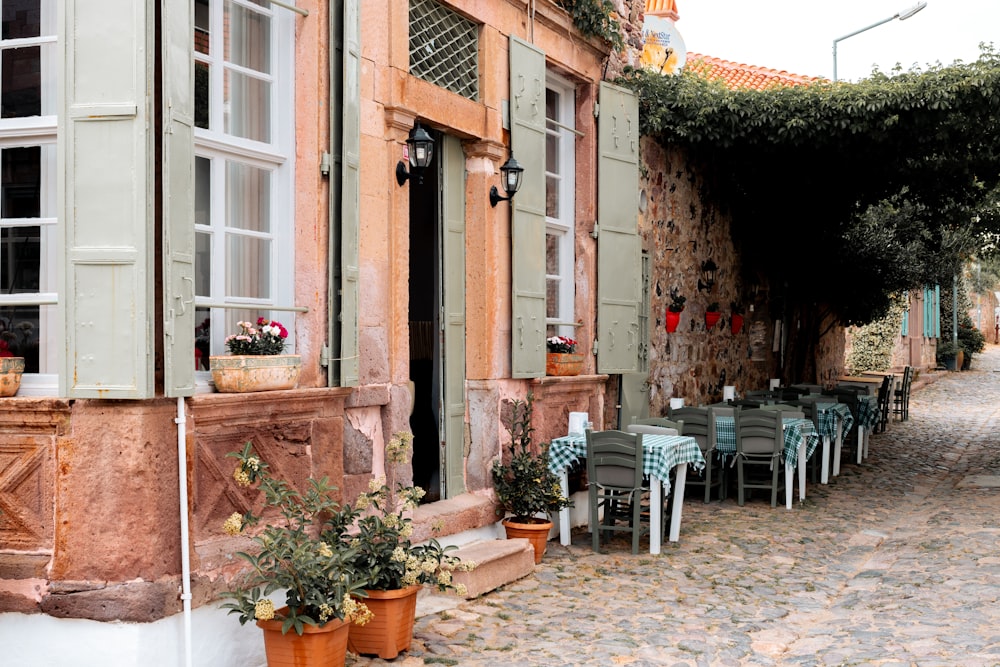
[209,354,301,392]
[545,352,583,376]
[0,356,25,397]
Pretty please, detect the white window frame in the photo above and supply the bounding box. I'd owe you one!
[193,0,296,386]
[0,4,59,396]
[545,72,576,337]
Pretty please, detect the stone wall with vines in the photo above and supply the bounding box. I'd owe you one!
[845,294,907,373]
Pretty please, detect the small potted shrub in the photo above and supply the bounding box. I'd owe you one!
[345,432,474,659]
[491,395,572,563]
[705,302,721,330]
[730,302,745,335]
[666,288,686,333]
[219,443,372,667]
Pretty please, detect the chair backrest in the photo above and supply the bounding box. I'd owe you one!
[902,366,914,392]
[664,406,713,452]
[626,423,679,437]
[838,381,874,395]
[879,374,893,398]
[632,416,684,435]
[586,430,644,490]
[790,383,823,395]
[734,408,784,456]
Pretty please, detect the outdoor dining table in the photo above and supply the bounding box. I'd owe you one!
[548,432,705,555]
[853,394,881,462]
[713,415,819,509]
[796,398,855,482]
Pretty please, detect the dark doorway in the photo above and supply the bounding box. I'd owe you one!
[408,133,442,503]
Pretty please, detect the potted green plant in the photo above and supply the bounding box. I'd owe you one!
[491,395,572,563]
[666,288,686,333]
[219,443,372,667]
[545,335,583,376]
[346,432,474,660]
[730,302,745,335]
[210,317,302,392]
[705,302,721,330]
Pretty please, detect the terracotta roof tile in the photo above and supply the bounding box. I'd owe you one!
[685,52,822,90]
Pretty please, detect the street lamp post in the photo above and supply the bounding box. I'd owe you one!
[832,1,928,81]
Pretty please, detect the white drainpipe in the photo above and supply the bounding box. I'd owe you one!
[176,397,193,667]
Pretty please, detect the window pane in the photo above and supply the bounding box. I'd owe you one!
[2,45,40,118]
[194,0,209,55]
[545,88,557,124]
[546,175,559,218]
[2,145,40,218]
[225,68,270,142]
[226,233,270,298]
[546,278,559,319]
[195,307,211,370]
[225,1,270,73]
[545,232,559,274]
[195,156,211,224]
[0,304,39,370]
[195,231,211,295]
[194,61,209,129]
[2,0,39,40]
[226,161,270,232]
[1,225,40,292]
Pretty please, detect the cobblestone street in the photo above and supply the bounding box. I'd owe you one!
[351,346,1000,666]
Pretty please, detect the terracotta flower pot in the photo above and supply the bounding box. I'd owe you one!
[257,608,350,667]
[730,314,744,335]
[666,309,682,333]
[545,352,583,376]
[502,518,553,564]
[209,354,301,392]
[0,356,25,397]
[347,585,420,659]
[705,311,721,330]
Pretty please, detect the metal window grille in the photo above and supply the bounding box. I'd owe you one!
[409,0,479,101]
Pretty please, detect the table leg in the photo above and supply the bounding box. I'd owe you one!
[821,435,831,484]
[650,475,662,554]
[668,464,687,544]
[833,420,842,476]
[785,461,794,509]
[856,428,864,464]
[798,440,807,502]
[558,469,571,547]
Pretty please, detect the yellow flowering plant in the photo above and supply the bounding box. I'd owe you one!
[350,432,474,593]
[219,443,373,635]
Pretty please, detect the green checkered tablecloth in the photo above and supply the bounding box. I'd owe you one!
[813,403,854,440]
[714,416,819,468]
[548,433,705,495]
[855,395,880,432]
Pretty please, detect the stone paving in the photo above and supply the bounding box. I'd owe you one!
[349,348,1000,666]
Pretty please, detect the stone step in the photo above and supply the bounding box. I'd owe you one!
[416,538,535,615]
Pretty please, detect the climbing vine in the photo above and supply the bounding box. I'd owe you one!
[557,0,623,51]
[616,48,1000,327]
[845,294,907,373]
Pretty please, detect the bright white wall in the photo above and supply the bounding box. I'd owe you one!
[0,604,265,667]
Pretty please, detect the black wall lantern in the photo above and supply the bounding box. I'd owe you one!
[489,154,524,207]
[396,123,435,186]
[698,259,718,292]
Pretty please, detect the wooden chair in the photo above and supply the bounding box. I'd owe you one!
[667,406,724,502]
[586,430,654,554]
[893,366,913,421]
[734,408,788,507]
[630,416,684,435]
[875,374,894,433]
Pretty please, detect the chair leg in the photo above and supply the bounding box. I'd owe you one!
[770,463,780,507]
[703,456,713,503]
[737,460,746,506]
[631,490,642,555]
[590,487,600,553]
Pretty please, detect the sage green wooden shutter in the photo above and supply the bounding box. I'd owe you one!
[329,0,360,387]
[441,136,466,497]
[596,82,640,375]
[509,36,546,378]
[61,0,154,398]
[163,0,196,397]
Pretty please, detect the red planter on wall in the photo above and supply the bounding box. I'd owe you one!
[705,311,721,330]
[666,309,682,333]
[730,314,744,335]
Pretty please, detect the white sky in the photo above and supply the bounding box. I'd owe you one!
[673,0,999,82]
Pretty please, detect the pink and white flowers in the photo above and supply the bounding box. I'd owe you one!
[224,317,288,355]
